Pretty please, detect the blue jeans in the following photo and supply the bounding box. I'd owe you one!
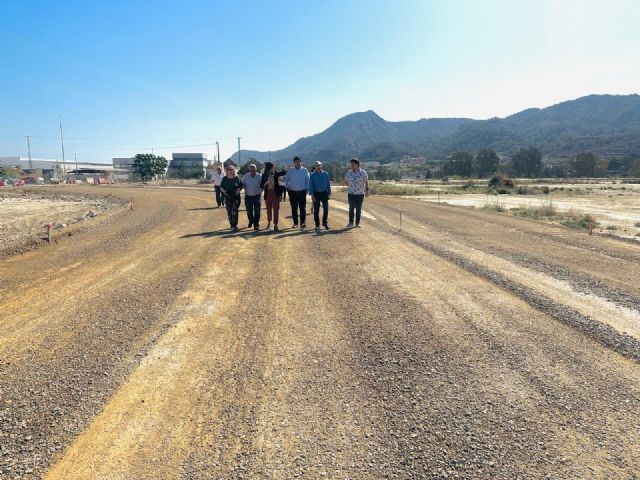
[245,194,261,226]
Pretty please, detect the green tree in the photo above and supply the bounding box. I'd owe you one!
[512,146,542,177]
[324,161,347,181]
[375,166,400,180]
[570,152,608,177]
[443,151,473,177]
[474,148,500,178]
[629,158,640,177]
[133,154,167,180]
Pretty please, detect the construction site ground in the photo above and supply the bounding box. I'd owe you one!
[390,181,640,239]
[0,185,639,479]
[0,189,125,258]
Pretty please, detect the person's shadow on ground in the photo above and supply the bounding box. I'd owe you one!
[181,226,352,240]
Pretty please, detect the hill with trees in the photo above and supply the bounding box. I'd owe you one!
[228,94,640,168]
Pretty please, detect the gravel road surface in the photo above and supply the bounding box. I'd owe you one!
[1,186,638,479]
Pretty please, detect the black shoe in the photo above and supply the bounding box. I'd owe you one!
[248,223,253,229]
[254,225,260,231]
[292,223,298,228]
[301,223,306,229]
[232,226,239,232]
[324,224,329,230]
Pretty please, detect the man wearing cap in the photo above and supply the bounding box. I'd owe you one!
[242,164,263,230]
[309,161,332,230]
[284,156,310,228]
[344,158,369,227]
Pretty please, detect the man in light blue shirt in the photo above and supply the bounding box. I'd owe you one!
[284,156,310,228]
[242,164,263,230]
[309,161,332,230]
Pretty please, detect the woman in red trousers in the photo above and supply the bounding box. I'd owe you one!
[260,162,286,231]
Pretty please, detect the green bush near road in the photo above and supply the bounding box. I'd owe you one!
[560,210,598,229]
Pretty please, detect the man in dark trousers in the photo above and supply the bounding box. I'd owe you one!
[309,161,331,230]
[211,165,225,207]
[242,164,262,230]
[284,156,310,228]
[344,157,369,227]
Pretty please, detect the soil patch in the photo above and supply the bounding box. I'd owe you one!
[0,189,128,258]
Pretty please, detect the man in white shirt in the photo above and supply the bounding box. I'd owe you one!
[242,164,263,230]
[344,158,369,227]
[211,165,225,207]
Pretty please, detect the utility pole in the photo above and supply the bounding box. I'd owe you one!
[216,141,220,166]
[26,136,33,174]
[237,137,242,166]
[59,114,66,179]
[74,153,78,174]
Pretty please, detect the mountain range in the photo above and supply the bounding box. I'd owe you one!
[230,94,640,165]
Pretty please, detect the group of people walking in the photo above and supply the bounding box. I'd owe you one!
[210,157,369,232]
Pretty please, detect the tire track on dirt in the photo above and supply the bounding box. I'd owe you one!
[362,197,640,362]
[486,247,640,313]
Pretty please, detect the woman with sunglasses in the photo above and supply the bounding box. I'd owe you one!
[219,165,243,231]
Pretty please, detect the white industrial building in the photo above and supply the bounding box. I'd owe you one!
[0,156,114,181]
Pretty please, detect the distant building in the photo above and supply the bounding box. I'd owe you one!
[360,161,381,168]
[400,155,427,165]
[168,153,207,178]
[0,156,112,181]
[112,157,136,180]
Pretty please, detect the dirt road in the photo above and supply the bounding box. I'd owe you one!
[1,186,639,479]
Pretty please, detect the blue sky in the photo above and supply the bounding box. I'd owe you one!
[1,0,639,163]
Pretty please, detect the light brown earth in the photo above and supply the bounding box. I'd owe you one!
[0,189,125,258]
[0,186,639,479]
[410,184,640,238]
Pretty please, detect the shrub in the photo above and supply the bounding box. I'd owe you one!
[541,186,550,194]
[514,202,557,220]
[482,199,506,212]
[488,174,514,189]
[560,210,597,229]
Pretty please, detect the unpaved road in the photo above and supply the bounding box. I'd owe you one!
[1,186,639,479]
